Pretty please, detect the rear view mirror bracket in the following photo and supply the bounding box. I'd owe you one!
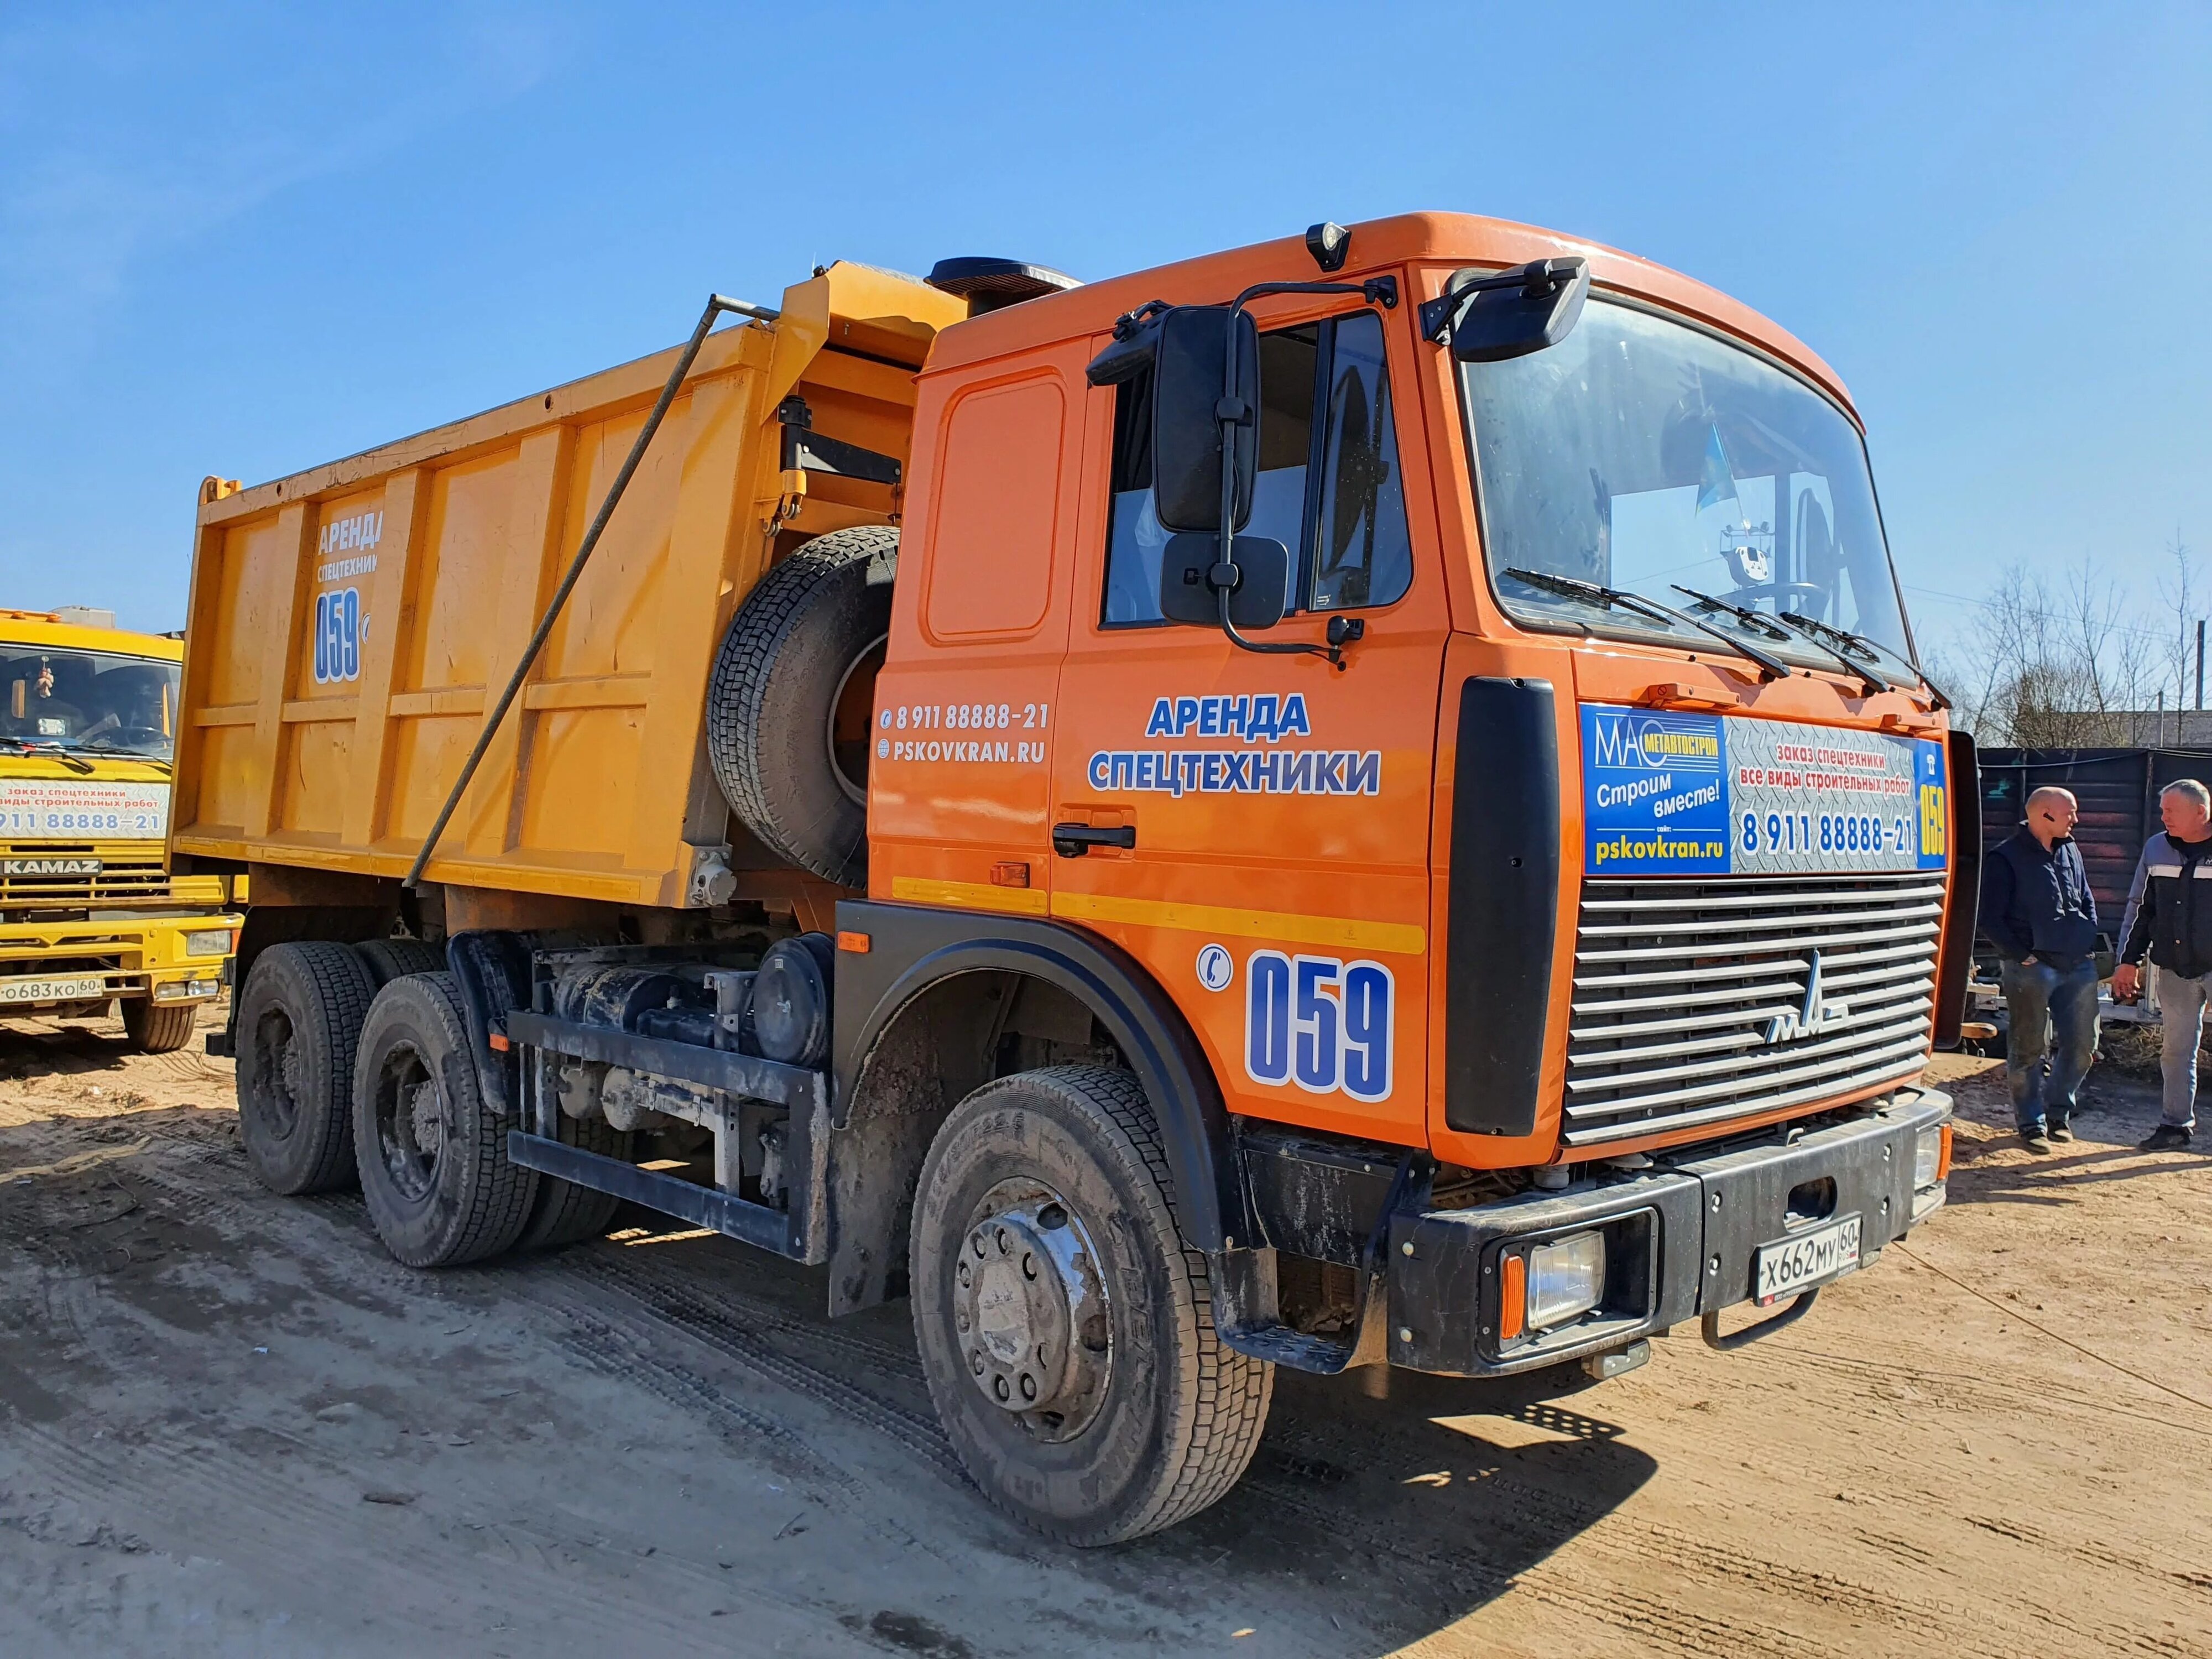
[1206,276,1396,669]
[1421,257,1590,361]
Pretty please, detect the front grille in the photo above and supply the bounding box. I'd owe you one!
[1563,870,1943,1147]
[0,843,171,905]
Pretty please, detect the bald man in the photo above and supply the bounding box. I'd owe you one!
[1978,785,2101,1152]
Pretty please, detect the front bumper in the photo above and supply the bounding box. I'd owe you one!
[0,911,241,1010]
[1389,1086,1952,1376]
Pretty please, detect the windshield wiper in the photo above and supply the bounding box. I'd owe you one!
[0,738,96,774]
[1673,585,1890,696]
[1776,613,1950,709]
[1503,568,1797,682]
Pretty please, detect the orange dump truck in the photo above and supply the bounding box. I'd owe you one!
[172,215,1972,1543]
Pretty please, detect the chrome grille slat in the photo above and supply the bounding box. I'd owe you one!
[1566,1008,1933,1094]
[1576,901,1942,940]
[1563,869,1942,1147]
[1574,938,1936,992]
[1562,1055,1930,1145]
[1579,879,1946,914]
[1574,917,1938,964]
[1572,988,1934,1067]
[1571,967,1933,1031]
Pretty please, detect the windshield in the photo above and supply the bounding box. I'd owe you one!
[1462,298,1914,669]
[0,645,180,760]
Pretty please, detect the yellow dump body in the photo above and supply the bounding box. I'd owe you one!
[172,264,962,909]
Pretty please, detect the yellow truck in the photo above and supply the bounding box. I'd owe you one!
[0,607,241,1049]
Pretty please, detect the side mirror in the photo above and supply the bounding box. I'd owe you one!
[1159,533,1288,629]
[1151,306,1259,534]
[1449,257,1590,363]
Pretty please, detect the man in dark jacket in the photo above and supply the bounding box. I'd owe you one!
[1978,786,2100,1152]
[2114,778,2212,1151]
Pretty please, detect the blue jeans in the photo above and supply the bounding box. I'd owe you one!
[2000,957,2099,1131]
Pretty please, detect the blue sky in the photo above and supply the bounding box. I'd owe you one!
[3,1,2206,672]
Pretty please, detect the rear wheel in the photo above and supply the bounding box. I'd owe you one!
[514,1109,632,1251]
[353,937,445,988]
[123,997,199,1053]
[353,972,537,1267]
[236,942,377,1194]
[909,1066,1273,1545]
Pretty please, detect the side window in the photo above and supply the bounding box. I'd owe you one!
[1310,312,1412,612]
[1100,313,1408,625]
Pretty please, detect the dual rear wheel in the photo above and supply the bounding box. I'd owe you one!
[235,945,614,1261]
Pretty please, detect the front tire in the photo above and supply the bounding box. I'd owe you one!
[909,1066,1272,1545]
[124,997,199,1053]
[353,972,537,1267]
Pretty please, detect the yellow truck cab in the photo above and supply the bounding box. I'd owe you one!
[0,608,241,1048]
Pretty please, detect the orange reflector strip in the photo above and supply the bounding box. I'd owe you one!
[836,930,872,954]
[1937,1123,1954,1181]
[487,1032,510,1052]
[1499,1253,1527,1342]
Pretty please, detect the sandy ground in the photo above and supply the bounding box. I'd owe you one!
[1,1001,2208,1658]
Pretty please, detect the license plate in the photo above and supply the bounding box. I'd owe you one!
[1755,1213,1862,1305]
[0,975,107,1005]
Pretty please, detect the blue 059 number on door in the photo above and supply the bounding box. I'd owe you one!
[313,587,362,685]
[1244,951,1394,1103]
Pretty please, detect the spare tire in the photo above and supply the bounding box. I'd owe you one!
[707,525,895,886]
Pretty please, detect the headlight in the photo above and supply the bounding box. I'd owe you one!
[1914,1124,1952,1190]
[1525,1231,1608,1331]
[183,928,234,958]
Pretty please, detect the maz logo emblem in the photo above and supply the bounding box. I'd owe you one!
[1764,950,1850,1045]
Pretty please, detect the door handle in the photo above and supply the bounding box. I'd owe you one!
[1052,823,1136,858]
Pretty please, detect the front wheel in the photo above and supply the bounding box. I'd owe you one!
[123,997,199,1053]
[909,1066,1272,1545]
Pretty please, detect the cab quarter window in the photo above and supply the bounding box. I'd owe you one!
[1102,312,1411,626]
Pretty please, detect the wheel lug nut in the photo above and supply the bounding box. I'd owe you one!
[993,1375,1010,1401]
[1019,1373,1037,1401]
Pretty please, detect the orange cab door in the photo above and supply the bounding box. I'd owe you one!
[869,356,1085,915]
[1049,301,1448,1146]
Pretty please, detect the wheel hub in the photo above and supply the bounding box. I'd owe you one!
[952,1191,1110,1438]
[407,1079,444,1155]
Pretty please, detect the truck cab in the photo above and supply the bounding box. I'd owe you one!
[0,608,239,1047]
[175,213,1965,1546]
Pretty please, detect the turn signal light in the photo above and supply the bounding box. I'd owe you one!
[1498,1253,1527,1342]
[1938,1123,1954,1181]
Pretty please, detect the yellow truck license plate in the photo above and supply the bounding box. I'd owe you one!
[1755,1214,1861,1305]
[0,975,106,1004]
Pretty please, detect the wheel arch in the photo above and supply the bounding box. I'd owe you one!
[828,899,1244,1317]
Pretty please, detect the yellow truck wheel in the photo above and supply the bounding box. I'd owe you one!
[236,943,377,1195]
[908,1065,1274,1545]
[123,999,199,1054]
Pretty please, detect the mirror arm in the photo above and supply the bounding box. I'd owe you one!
[1201,279,1394,669]
[1419,260,1584,344]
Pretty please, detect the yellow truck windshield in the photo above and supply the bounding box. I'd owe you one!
[0,646,179,761]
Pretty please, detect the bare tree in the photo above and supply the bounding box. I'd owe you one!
[1939,555,2158,746]
[2158,527,2198,730]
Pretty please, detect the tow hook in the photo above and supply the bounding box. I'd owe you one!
[1700,1287,1820,1352]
